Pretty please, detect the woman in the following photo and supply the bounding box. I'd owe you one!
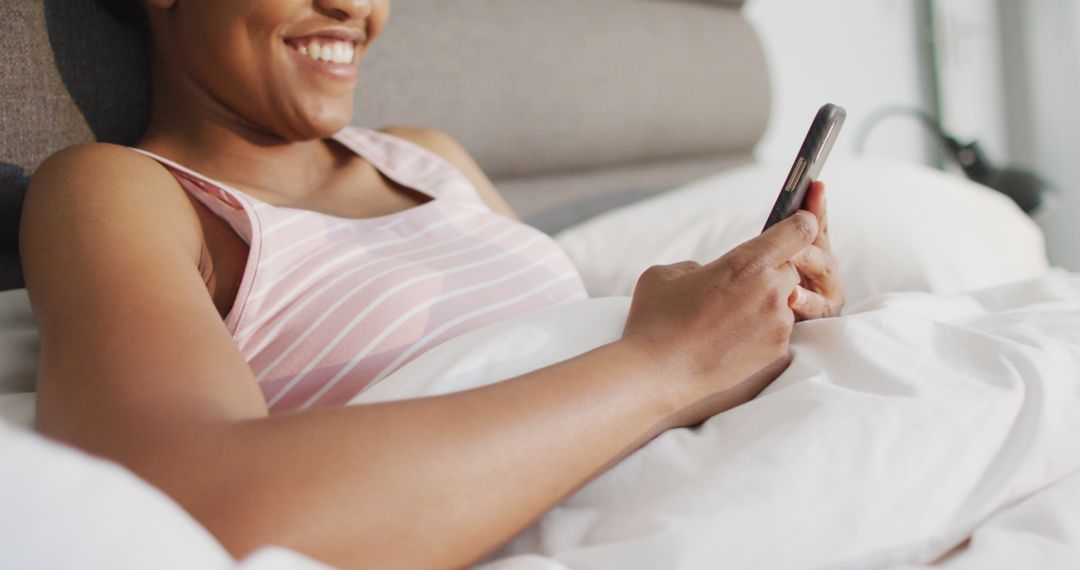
[20,0,845,567]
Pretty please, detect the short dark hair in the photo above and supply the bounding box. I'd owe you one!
[95,0,148,34]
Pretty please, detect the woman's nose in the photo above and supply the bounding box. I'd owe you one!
[315,0,373,21]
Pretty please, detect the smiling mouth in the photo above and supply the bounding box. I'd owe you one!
[285,38,358,65]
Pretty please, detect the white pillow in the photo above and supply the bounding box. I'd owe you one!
[0,289,329,569]
[0,289,38,429]
[0,418,334,569]
[555,158,1050,305]
[0,289,37,394]
[0,418,235,569]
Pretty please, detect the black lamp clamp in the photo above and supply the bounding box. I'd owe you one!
[855,106,1059,215]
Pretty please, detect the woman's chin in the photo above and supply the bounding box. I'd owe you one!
[282,106,354,141]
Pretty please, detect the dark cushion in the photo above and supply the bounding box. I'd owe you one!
[0,163,28,289]
[0,0,149,290]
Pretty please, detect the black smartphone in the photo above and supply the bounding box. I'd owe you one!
[762,103,846,232]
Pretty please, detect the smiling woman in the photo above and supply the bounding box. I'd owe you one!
[134,0,387,140]
[18,0,844,567]
[290,37,360,66]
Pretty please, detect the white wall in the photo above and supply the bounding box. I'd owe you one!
[745,0,935,166]
[933,0,1080,270]
[748,0,1077,271]
[932,0,1010,160]
[997,0,1080,270]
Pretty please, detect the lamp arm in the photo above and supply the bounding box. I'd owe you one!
[855,105,1059,215]
[852,105,956,156]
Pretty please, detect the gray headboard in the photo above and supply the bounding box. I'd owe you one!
[0,0,770,290]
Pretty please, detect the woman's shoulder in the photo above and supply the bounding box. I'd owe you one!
[29,142,191,206]
[36,141,156,169]
[30,142,183,201]
[23,142,204,272]
[25,143,268,448]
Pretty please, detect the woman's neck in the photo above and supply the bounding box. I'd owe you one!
[137,64,346,201]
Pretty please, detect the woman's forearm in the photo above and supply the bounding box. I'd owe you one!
[140,339,678,569]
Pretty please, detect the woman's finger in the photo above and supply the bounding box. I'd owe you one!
[747,210,819,269]
[781,260,801,290]
[791,245,834,287]
[790,286,836,321]
[803,181,832,254]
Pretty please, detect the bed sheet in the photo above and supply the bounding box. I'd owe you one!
[899,468,1080,570]
[0,416,332,570]
[354,270,1080,569]
[3,268,1079,568]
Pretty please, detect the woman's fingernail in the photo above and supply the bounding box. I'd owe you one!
[794,287,807,307]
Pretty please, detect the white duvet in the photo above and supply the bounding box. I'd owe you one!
[3,274,1079,569]
[1,152,1076,568]
[353,270,1080,569]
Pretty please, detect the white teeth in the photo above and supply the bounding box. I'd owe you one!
[292,40,356,65]
[335,42,351,64]
[339,42,356,64]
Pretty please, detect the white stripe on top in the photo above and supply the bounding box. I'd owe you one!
[136,126,588,413]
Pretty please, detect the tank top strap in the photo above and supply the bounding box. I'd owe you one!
[331,126,487,206]
[129,147,259,245]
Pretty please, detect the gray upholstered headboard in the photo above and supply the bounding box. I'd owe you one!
[0,0,770,291]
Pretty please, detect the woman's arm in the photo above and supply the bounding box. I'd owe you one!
[22,143,815,568]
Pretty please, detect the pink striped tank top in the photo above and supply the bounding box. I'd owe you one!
[132,127,587,413]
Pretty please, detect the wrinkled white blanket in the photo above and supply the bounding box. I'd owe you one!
[353,270,1080,569]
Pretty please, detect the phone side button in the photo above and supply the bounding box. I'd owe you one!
[785,157,807,192]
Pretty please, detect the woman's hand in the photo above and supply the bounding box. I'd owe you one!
[790,181,845,320]
[621,212,819,427]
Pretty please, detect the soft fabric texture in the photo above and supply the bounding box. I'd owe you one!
[352,271,1080,569]
[0,288,36,424]
[555,158,1050,305]
[4,274,1080,568]
[353,0,767,181]
[0,419,333,569]
[134,127,585,413]
[507,154,753,234]
[902,469,1080,569]
[0,152,1067,568]
[0,293,333,568]
[0,420,233,569]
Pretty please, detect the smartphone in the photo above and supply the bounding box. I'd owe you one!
[762,103,846,232]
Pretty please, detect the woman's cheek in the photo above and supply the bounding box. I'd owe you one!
[369,0,390,40]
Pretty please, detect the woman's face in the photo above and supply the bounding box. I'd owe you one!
[146,0,390,140]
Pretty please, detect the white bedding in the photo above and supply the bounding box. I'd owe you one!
[3,274,1079,569]
[554,158,1050,304]
[353,271,1080,569]
[0,156,1074,569]
[901,469,1080,569]
[3,271,1077,569]
[0,417,331,570]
